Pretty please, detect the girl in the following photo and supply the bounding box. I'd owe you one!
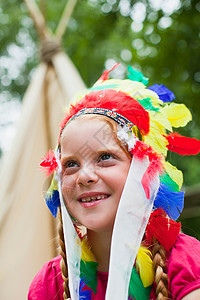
[28,65,200,300]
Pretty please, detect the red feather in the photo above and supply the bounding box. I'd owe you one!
[145,209,181,251]
[40,150,58,176]
[60,89,150,139]
[98,63,120,81]
[164,132,200,155]
[131,140,163,199]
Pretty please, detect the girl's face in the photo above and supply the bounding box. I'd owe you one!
[60,118,131,233]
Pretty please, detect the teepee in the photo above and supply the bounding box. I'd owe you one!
[0,1,85,299]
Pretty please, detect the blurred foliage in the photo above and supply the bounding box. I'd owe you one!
[181,217,200,240]
[0,0,200,188]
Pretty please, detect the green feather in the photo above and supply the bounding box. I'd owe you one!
[160,173,180,192]
[80,260,98,293]
[127,66,149,85]
[90,84,119,91]
[138,97,160,112]
[129,267,152,300]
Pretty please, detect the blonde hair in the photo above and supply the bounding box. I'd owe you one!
[58,209,71,299]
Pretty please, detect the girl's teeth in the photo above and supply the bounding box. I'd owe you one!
[81,195,107,202]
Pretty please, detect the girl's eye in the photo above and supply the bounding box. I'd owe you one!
[100,153,112,161]
[68,161,78,168]
[65,161,79,168]
[62,160,79,174]
[98,153,116,164]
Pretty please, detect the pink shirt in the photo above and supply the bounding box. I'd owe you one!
[28,233,200,299]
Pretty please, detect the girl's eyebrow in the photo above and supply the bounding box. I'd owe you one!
[95,147,124,158]
[61,147,122,161]
[61,154,78,163]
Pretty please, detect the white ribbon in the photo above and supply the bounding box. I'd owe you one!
[105,156,159,300]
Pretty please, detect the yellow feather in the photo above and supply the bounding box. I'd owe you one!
[145,130,168,155]
[164,161,183,189]
[48,174,58,194]
[136,246,154,288]
[145,117,169,155]
[149,110,172,131]
[131,88,163,105]
[81,237,96,262]
[163,103,192,128]
[94,78,145,91]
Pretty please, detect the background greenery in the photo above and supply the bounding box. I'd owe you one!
[1,0,200,237]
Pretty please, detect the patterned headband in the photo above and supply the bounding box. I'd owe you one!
[68,107,135,130]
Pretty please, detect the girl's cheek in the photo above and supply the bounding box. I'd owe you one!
[62,173,77,185]
[62,175,77,197]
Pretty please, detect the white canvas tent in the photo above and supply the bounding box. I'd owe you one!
[0,1,85,299]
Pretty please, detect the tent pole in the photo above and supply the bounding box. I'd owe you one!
[23,0,49,40]
[55,0,78,39]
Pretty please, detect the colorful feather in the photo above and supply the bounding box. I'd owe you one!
[164,132,200,155]
[136,247,154,288]
[131,88,163,107]
[138,97,160,112]
[160,172,180,192]
[132,140,163,199]
[146,209,181,251]
[154,183,184,220]
[40,150,58,176]
[80,260,98,293]
[141,155,163,200]
[79,280,92,299]
[149,110,172,131]
[80,237,98,293]
[98,63,120,81]
[144,123,168,155]
[90,83,119,91]
[44,175,60,217]
[148,84,175,102]
[94,78,145,95]
[163,161,183,190]
[127,65,149,85]
[60,89,150,136]
[163,103,192,128]
[128,267,152,300]
[81,238,96,262]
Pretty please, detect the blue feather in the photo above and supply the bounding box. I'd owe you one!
[79,279,92,300]
[154,183,184,220]
[45,189,60,217]
[148,84,175,102]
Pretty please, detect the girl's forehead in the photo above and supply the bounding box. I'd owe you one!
[61,118,112,138]
[60,118,118,152]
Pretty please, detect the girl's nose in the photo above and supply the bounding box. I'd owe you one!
[76,164,98,186]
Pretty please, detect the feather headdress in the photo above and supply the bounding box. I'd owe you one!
[40,64,200,300]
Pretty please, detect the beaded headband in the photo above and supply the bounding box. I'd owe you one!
[68,107,135,130]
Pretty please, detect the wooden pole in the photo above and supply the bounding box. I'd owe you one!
[23,0,50,39]
[55,0,78,39]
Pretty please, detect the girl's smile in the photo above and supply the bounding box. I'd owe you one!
[60,118,131,233]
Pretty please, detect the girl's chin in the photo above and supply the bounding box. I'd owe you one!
[82,218,115,233]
